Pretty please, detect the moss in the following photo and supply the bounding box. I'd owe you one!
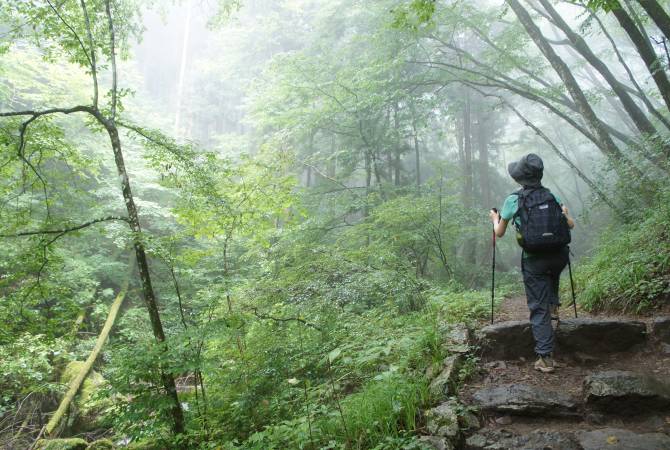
[86,439,115,449]
[36,438,88,450]
[60,361,111,432]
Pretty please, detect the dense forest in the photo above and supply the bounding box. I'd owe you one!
[1,0,669,449]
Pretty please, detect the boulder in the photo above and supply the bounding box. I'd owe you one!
[477,321,535,360]
[584,370,670,414]
[429,354,464,399]
[464,430,580,450]
[418,435,454,450]
[556,318,646,355]
[472,383,580,417]
[652,317,670,343]
[443,323,471,354]
[577,428,670,450]
[425,401,459,439]
[36,439,88,450]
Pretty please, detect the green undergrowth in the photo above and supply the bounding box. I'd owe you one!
[576,188,670,313]
[188,282,494,450]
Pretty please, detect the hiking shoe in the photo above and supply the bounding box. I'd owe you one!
[534,355,555,373]
[551,304,560,321]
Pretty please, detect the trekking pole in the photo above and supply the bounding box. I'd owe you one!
[567,251,578,319]
[490,208,498,324]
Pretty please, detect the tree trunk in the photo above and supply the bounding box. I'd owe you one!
[477,108,491,208]
[637,0,670,42]
[174,0,193,136]
[46,275,130,436]
[506,0,630,168]
[611,0,670,112]
[538,0,668,160]
[101,118,185,434]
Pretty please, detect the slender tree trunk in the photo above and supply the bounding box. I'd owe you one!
[506,0,631,169]
[539,0,669,160]
[102,119,185,434]
[588,8,670,130]
[477,109,491,208]
[174,0,193,136]
[637,0,670,41]
[611,0,670,112]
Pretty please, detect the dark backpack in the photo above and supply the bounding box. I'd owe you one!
[512,187,571,252]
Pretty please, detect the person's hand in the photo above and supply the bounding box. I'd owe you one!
[562,205,569,216]
[489,209,500,223]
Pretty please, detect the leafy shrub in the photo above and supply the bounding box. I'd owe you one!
[576,188,670,312]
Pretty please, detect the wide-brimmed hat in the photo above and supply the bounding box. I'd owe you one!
[508,153,544,186]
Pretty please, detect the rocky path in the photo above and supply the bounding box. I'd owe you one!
[419,297,670,450]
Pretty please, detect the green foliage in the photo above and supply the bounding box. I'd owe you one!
[35,438,88,450]
[576,188,670,312]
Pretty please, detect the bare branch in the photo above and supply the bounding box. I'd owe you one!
[246,306,322,331]
[1,216,130,239]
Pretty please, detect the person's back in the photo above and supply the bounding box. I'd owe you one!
[489,153,575,373]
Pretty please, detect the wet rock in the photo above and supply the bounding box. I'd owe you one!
[464,429,581,450]
[472,383,580,417]
[577,428,670,450]
[425,401,460,439]
[584,370,670,414]
[418,435,454,450]
[652,317,670,343]
[444,323,472,353]
[429,354,463,399]
[478,321,535,360]
[556,318,646,355]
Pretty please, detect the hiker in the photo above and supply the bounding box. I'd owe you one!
[488,153,575,373]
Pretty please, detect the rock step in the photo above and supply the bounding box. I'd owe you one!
[584,370,670,414]
[479,318,647,360]
[472,383,580,417]
[464,427,670,450]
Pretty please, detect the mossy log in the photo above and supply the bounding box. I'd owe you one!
[45,282,129,436]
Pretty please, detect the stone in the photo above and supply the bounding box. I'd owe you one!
[472,383,580,417]
[494,415,512,425]
[429,354,463,399]
[478,321,535,360]
[577,428,670,450]
[418,435,454,450]
[36,439,88,450]
[425,401,460,439]
[464,430,580,450]
[584,370,670,414]
[652,317,670,343]
[661,343,670,355]
[459,410,480,430]
[444,323,471,353]
[556,318,646,355]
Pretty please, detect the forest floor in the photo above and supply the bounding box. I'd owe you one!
[453,295,670,448]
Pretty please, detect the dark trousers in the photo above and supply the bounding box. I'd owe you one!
[521,246,569,356]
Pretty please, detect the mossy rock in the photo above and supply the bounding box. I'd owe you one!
[86,439,115,449]
[61,361,111,432]
[36,438,88,450]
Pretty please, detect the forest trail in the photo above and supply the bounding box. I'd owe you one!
[420,296,670,450]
